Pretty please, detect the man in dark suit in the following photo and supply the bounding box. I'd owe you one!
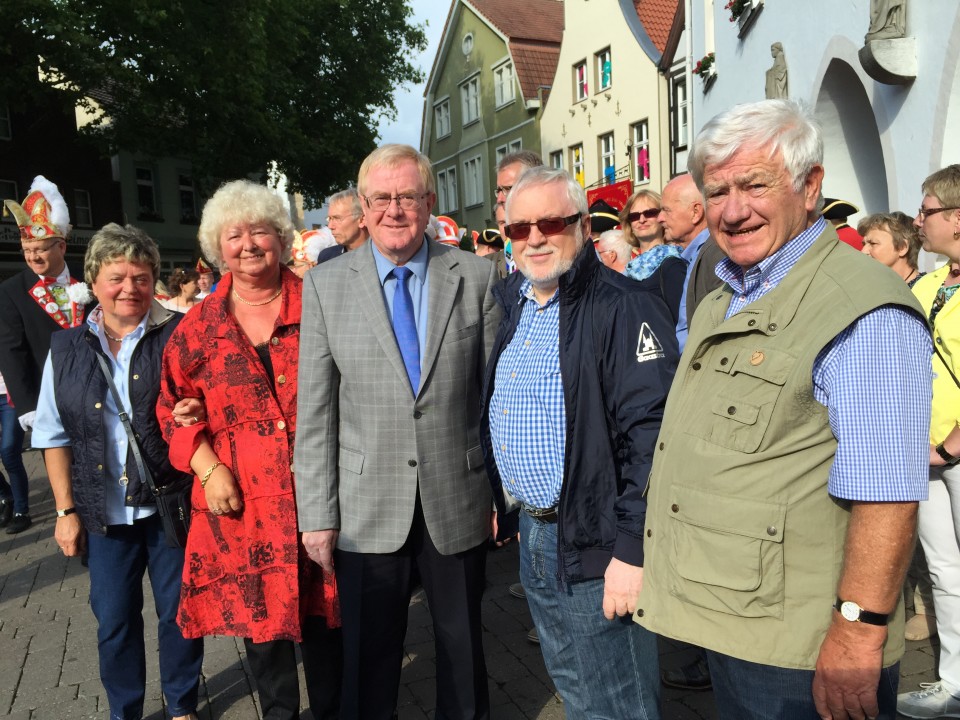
[295,144,500,720]
[315,188,369,265]
[0,176,91,533]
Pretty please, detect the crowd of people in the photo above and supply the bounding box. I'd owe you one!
[1,97,959,720]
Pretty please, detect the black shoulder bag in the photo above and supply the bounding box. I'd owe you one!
[95,352,191,548]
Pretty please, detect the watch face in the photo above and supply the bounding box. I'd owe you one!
[840,601,861,622]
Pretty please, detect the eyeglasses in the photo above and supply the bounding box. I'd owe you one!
[20,240,62,257]
[495,185,513,197]
[326,214,360,223]
[917,206,959,221]
[362,193,427,212]
[626,208,660,222]
[504,213,582,241]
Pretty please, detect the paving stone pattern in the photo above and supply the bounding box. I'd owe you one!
[0,450,937,718]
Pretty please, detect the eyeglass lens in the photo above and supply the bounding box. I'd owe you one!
[504,213,581,241]
[627,209,660,222]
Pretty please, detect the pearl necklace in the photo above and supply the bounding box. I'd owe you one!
[104,329,129,343]
[232,287,282,307]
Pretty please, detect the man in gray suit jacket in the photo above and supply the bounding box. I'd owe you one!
[295,144,501,720]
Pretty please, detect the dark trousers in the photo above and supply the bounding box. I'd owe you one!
[244,616,342,720]
[0,394,28,514]
[335,496,489,720]
[706,649,900,720]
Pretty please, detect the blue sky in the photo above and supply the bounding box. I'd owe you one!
[376,1,446,149]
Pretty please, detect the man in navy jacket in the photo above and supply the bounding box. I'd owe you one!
[480,167,678,719]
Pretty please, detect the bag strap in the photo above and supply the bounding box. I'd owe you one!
[934,341,960,391]
[94,351,159,494]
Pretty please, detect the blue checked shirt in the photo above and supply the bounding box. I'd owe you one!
[488,280,565,509]
[716,217,931,502]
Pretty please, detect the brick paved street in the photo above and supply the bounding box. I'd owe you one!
[0,449,940,718]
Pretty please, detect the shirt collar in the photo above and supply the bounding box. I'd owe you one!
[517,277,560,308]
[715,217,826,292]
[38,265,72,284]
[371,235,430,286]
[87,305,150,340]
[680,227,711,262]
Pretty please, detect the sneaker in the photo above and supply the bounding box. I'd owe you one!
[0,497,12,528]
[662,657,712,691]
[897,682,960,719]
[905,613,938,642]
[509,582,526,599]
[526,627,539,644]
[5,513,31,534]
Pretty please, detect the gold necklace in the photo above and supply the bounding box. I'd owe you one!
[104,328,128,343]
[232,287,282,307]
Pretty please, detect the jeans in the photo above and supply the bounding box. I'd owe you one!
[87,513,203,720]
[518,512,660,720]
[918,465,960,693]
[0,394,28,514]
[706,649,900,720]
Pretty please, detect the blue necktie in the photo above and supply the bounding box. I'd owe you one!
[390,266,420,394]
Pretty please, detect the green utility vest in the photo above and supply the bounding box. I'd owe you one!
[636,225,923,669]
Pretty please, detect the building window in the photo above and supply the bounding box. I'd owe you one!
[494,62,515,107]
[74,189,92,227]
[596,48,612,91]
[599,133,616,185]
[574,61,588,102]
[463,156,483,207]
[631,119,650,184]
[0,104,11,140]
[434,99,451,139]
[0,180,17,220]
[460,76,480,125]
[495,139,523,166]
[549,151,563,170]
[437,167,458,214]
[570,144,584,187]
[135,165,161,220]
[673,76,689,149]
[179,173,199,223]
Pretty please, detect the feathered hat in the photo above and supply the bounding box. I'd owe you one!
[2,175,71,242]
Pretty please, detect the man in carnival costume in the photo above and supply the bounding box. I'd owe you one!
[194,258,215,298]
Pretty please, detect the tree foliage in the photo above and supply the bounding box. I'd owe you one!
[0,0,426,205]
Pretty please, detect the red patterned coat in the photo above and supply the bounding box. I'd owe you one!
[157,268,338,642]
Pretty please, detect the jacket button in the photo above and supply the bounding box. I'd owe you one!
[727,406,736,415]
[271,337,279,346]
[408,459,417,467]
[95,402,102,409]
[719,357,728,365]
[691,362,702,371]
[767,526,777,536]
[132,374,139,380]
[658,442,664,450]
[277,420,286,430]
[413,410,422,419]
[671,503,679,513]
[747,319,757,326]
[646,529,652,537]
[277,374,286,384]
[768,323,778,332]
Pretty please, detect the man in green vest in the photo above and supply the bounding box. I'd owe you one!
[636,99,932,719]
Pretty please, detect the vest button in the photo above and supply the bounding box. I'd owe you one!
[132,374,139,380]
[767,526,777,536]
[691,362,702,370]
[937,337,943,344]
[97,464,103,471]
[671,503,679,513]
[126,495,133,501]
[727,406,736,415]
[95,402,102,409]
[658,442,664,450]
[408,459,418,467]
[719,357,729,365]
[747,319,757,326]
[646,529,652,537]
[768,323,778,332]
[636,609,644,617]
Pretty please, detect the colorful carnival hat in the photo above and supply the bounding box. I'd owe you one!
[2,175,71,242]
[478,228,504,250]
[427,215,463,247]
[195,257,214,275]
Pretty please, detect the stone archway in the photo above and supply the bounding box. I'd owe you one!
[814,59,888,215]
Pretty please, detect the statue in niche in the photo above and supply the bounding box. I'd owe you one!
[765,42,788,99]
[866,0,906,42]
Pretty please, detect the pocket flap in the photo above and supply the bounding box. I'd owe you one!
[710,395,760,426]
[466,445,485,470]
[729,347,794,385]
[338,447,364,474]
[670,484,785,543]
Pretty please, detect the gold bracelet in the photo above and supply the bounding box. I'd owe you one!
[201,461,222,488]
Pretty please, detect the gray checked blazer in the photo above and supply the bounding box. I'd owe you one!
[294,238,502,555]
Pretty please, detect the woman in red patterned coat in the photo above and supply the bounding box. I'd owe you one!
[157,180,340,720]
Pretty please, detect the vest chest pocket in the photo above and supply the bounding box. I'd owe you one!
[669,485,785,619]
[699,347,794,453]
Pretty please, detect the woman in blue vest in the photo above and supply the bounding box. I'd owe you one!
[32,224,203,720]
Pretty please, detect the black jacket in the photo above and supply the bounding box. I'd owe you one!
[48,303,189,534]
[480,244,679,582]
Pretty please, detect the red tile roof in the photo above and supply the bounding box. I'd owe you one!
[634,0,681,55]
[511,42,562,99]
[468,0,564,43]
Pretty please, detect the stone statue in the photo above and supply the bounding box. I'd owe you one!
[765,42,788,99]
[866,0,906,42]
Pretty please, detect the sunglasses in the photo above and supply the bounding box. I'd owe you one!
[504,213,582,241]
[626,208,660,222]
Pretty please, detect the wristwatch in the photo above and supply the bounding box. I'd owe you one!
[936,443,960,466]
[834,598,889,626]
[55,507,77,518]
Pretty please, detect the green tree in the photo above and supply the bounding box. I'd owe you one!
[0,0,426,205]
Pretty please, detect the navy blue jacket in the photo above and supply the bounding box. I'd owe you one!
[49,304,189,534]
[480,244,679,582]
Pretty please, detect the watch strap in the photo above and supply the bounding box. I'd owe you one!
[936,443,960,466]
[835,597,889,626]
[55,507,77,518]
